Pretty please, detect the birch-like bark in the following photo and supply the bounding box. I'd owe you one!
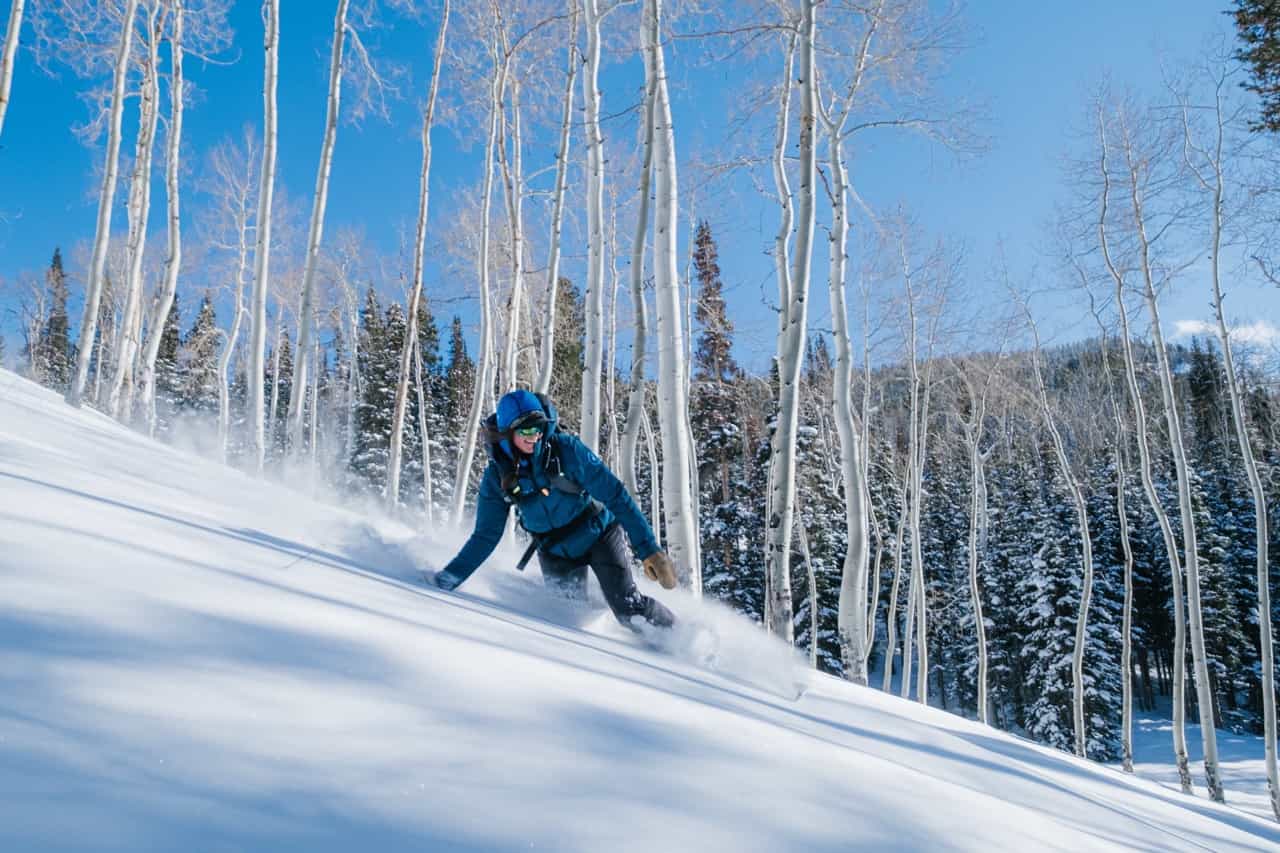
[578,0,607,452]
[881,467,910,692]
[766,3,815,642]
[621,0,658,496]
[69,0,141,407]
[960,370,992,724]
[386,0,447,509]
[248,0,281,474]
[451,29,504,522]
[648,0,698,587]
[107,3,164,420]
[820,12,878,684]
[216,200,251,460]
[1180,77,1275,815]
[1099,148,1193,793]
[498,68,527,391]
[139,0,185,436]
[1119,113,1223,802]
[287,0,350,452]
[1024,308,1096,758]
[534,3,577,395]
[0,0,24,138]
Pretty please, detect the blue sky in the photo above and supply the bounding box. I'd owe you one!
[0,0,1275,372]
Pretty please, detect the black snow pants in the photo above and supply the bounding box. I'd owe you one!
[536,522,675,630]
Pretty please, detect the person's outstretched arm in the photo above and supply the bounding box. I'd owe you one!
[434,464,510,590]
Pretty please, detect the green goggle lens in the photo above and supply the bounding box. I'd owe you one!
[514,425,544,438]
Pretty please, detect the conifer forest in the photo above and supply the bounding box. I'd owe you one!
[4,0,1280,818]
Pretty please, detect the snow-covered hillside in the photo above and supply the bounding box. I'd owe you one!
[1,369,1277,853]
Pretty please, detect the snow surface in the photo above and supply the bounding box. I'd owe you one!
[1,368,1278,852]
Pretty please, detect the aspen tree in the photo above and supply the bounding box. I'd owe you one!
[387,0,448,510]
[819,3,881,684]
[139,0,185,436]
[451,20,504,522]
[1096,97,1193,795]
[68,0,141,408]
[1117,103,1224,802]
[0,0,24,137]
[1022,301,1097,758]
[647,0,699,589]
[248,0,281,474]
[619,0,657,496]
[579,0,626,451]
[108,2,164,420]
[765,2,813,641]
[1176,65,1276,817]
[287,0,350,452]
[208,131,257,460]
[533,1,578,396]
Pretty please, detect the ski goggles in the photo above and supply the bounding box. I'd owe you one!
[513,425,544,438]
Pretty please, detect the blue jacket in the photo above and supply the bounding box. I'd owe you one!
[439,405,659,588]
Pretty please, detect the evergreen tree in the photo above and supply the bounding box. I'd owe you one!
[550,277,585,434]
[154,294,183,435]
[179,292,221,414]
[1233,0,1280,133]
[32,248,73,390]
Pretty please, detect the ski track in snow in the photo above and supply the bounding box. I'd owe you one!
[1,369,1278,852]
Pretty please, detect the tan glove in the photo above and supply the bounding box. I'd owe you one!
[642,551,678,590]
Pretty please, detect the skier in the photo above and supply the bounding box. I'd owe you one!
[432,389,679,631]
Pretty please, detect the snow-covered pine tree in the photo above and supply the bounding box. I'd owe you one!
[179,292,221,416]
[152,293,183,437]
[33,248,73,391]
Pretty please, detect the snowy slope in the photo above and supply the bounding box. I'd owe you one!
[1,369,1277,853]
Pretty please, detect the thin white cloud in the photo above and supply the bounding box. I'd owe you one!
[1172,319,1280,347]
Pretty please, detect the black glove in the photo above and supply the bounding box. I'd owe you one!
[434,568,463,591]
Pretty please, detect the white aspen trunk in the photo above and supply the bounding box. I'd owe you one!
[0,0,24,138]
[499,72,527,390]
[534,3,578,395]
[414,335,434,526]
[107,3,164,421]
[881,473,909,692]
[1097,105,1193,794]
[1026,312,1096,758]
[247,0,280,474]
[69,0,141,407]
[1185,82,1278,817]
[862,297,881,668]
[1116,412,1135,772]
[1123,128,1223,801]
[386,0,447,509]
[648,0,697,587]
[451,36,504,523]
[139,0,185,437]
[287,0,349,452]
[606,204,621,472]
[766,3,815,643]
[578,0,607,452]
[823,119,870,686]
[962,375,991,724]
[819,9,879,684]
[217,235,250,461]
[621,0,658,497]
